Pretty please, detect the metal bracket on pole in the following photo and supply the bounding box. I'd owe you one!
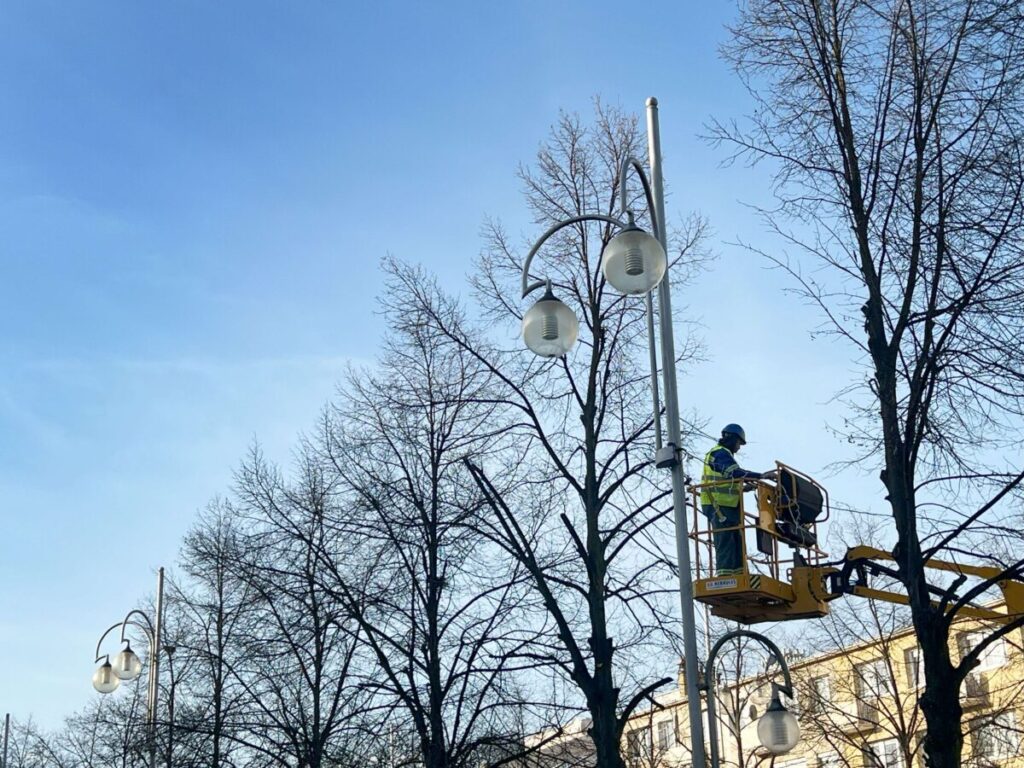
[655,443,680,469]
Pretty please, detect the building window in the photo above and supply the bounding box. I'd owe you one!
[626,726,650,761]
[656,718,674,750]
[971,712,1021,764]
[865,738,905,768]
[856,658,891,700]
[904,647,923,689]
[626,729,639,760]
[816,752,841,768]
[960,632,1008,672]
[809,674,831,714]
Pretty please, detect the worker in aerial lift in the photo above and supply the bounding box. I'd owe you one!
[701,424,773,576]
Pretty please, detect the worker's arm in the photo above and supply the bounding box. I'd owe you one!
[708,447,762,479]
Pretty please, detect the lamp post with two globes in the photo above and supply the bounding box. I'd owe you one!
[91,566,165,768]
[702,629,800,767]
[518,97,708,768]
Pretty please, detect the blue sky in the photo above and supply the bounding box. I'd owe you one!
[0,1,883,727]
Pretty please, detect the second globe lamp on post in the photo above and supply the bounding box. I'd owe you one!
[703,629,801,766]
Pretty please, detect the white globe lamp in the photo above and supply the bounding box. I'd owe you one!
[757,690,800,754]
[92,659,121,694]
[113,642,143,681]
[522,287,579,358]
[601,224,667,295]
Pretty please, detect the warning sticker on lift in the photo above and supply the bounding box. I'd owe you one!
[705,578,738,590]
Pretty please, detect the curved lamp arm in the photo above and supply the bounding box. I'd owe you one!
[118,610,156,643]
[702,629,795,768]
[520,213,628,298]
[616,155,661,241]
[519,159,662,299]
[94,613,155,664]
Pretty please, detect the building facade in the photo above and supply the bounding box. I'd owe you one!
[530,614,1024,767]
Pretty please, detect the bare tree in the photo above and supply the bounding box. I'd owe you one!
[166,504,257,767]
[713,2,1024,764]
[308,264,549,768]
[229,448,373,768]
[2,718,70,768]
[794,598,925,767]
[406,102,710,768]
[794,557,1024,768]
[17,682,151,768]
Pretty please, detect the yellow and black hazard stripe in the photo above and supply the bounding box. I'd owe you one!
[750,574,761,590]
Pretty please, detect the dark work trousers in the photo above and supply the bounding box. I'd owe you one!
[703,504,742,573]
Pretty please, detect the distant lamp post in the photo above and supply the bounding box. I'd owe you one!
[703,629,799,767]
[92,567,165,768]
[518,98,708,767]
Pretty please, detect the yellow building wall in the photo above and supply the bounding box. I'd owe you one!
[618,615,1024,768]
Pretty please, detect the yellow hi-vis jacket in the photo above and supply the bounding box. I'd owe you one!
[701,444,742,508]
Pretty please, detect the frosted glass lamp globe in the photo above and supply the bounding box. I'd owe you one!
[92,660,121,694]
[113,643,143,681]
[522,288,579,358]
[601,225,667,295]
[757,695,800,754]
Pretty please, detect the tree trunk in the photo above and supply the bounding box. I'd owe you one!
[583,342,625,768]
[916,617,963,768]
[886,449,965,767]
[589,693,626,768]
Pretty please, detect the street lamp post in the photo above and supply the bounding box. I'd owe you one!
[518,97,708,767]
[702,629,800,768]
[163,644,177,768]
[92,566,165,768]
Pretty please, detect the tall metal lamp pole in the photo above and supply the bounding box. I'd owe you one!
[518,97,708,767]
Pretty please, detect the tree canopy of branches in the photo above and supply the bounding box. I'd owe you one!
[713,1,1024,764]
[406,102,709,768]
[308,264,544,768]
[228,447,373,768]
[11,103,709,768]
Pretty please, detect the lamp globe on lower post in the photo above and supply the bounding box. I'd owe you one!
[92,658,121,694]
[522,285,579,358]
[757,685,800,755]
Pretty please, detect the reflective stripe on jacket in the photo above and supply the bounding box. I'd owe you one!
[701,444,741,508]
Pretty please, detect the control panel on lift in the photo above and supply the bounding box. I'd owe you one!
[690,462,836,624]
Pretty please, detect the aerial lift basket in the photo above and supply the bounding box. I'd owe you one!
[690,462,835,624]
